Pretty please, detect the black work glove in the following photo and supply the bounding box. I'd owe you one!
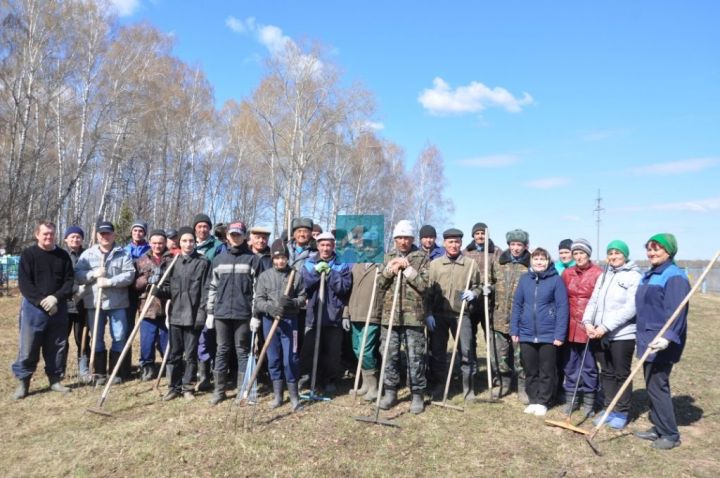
[279,296,294,309]
[268,305,283,318]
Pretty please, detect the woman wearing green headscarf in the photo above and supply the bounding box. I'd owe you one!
[583,240,641,430]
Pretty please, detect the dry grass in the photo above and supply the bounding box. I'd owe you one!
[1,293,719,477]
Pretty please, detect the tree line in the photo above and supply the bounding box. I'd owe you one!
[0,0,453,253]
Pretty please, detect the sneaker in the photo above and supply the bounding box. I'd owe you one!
[523,404,538,414]
[607,412,628,430]
[533,405,548,417]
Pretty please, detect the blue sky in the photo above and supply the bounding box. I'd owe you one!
[114,1,719,260]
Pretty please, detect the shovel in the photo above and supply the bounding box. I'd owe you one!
[431,261,475,411]
[585,250,720,455]
[354,272,402,427]
[87,254,179,416]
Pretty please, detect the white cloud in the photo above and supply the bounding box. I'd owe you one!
[614,196,720,214]
[627,157,720,176]
[524,177,571,189]
[418,77,534,115]
[109,0,140,17]
[225,16,247,34]
[363,121,385,131]
[456,154,519,168]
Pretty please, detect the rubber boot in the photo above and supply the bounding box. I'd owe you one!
[269,380,284,409]
[13,378,30,400]
[379,388,398,410]
[109,351,122,385]
[462,372,476,402]
[209,372,226,406]
[197,360,212,391]
[94,351,108,386]
[351,372,369,397]
[431,382,445,401]
[49,376,70,394]
[517,377,529,405]
[492,375,512,399]
[361,369,378,401]
[582,392,596,417]
[78,355,92,384]
[287,382,302,412]
[410,393,425,414]
[121,347,132,381]
[141,364,154,382]
[563,393,579,415]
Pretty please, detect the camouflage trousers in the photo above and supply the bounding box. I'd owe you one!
[492,331,524,379]
[380,325,427,392]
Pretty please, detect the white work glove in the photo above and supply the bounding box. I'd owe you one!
[342,318,351,332]
[40,295,58,312]
[461,289,477,302]
[482,285,492,297]
[205,313,214,330]
[92,266,106,279]
[73,284,87,303]
[96,277,111,288]
[648,337,670,352]
[250,317,260,332]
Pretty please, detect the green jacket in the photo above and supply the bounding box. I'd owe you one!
[426,254,482,319]
[377,246,429,327]
[493,249,531,333]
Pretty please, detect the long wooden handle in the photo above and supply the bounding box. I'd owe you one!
[88,287,103,374]
[352,266,380,400]
[373,272,402,419]
[483,228,493,393]
[589,250,720,439]
[154,299,172,392]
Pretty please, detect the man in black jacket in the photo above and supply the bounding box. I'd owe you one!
[206,222,261,405]
[12,221,75,399]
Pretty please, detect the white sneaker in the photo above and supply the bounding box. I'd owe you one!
[533,405,548,416]
[523,404,538,414]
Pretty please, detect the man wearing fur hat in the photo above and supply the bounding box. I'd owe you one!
[425,228,483,402]
[376,220,430,414]
[492,229,532,402]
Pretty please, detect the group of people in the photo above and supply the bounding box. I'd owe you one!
[11,214,690,450]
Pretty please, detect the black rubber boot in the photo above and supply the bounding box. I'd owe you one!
[13,378,30,400]
[49,376,70,394]
[410,392,425,414]
[287,382,302,412]
[269,380,284,409]
[209,372,226,406]
[197,360,212,391]
[362,369,378,401]
[109,351,122,385]
[462,372,476,402]
[379,388,398,410]
[582,392,596,417]
[517,377,529,405]
[94,351,108,386]
[141,364,154,382]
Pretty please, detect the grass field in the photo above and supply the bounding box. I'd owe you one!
[0,293,718,477]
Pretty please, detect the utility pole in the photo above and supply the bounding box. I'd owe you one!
[594,189,604,263]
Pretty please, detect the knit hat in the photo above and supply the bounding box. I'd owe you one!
[64,225,84,239]
[270,238,289,258]
[571,238,592,256]
[228,222,247,235]
[165,228,178,239]
[393,220,414,238]
[193,213,212,229]
[131,220,147,233]
[177,226,195,241]
[419,225,437,239]
[558,239,573,251]
[291,217,314,233]
[472,222,488,235]
[443,228,464,239]
[606,239,629,259]
[148,229,167,239]
[316,231,335,243]
[647,233,678,257]
[506,229,529,245]
[96,221,114,233]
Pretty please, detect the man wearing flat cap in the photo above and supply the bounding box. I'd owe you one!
[425,228,483,401]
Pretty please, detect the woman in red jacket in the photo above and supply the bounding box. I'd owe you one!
[561,238,603,416]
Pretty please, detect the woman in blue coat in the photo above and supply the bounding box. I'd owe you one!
[633,233,690,450]
[511,247,569,417]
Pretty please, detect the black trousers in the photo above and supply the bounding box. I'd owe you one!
[520,342,557,406]
[214,319,251,376]
[65,311,90,363]
[300,325,343,384]
[594,339,635,413]
[644,361,679,442]
[168,324,199,392]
